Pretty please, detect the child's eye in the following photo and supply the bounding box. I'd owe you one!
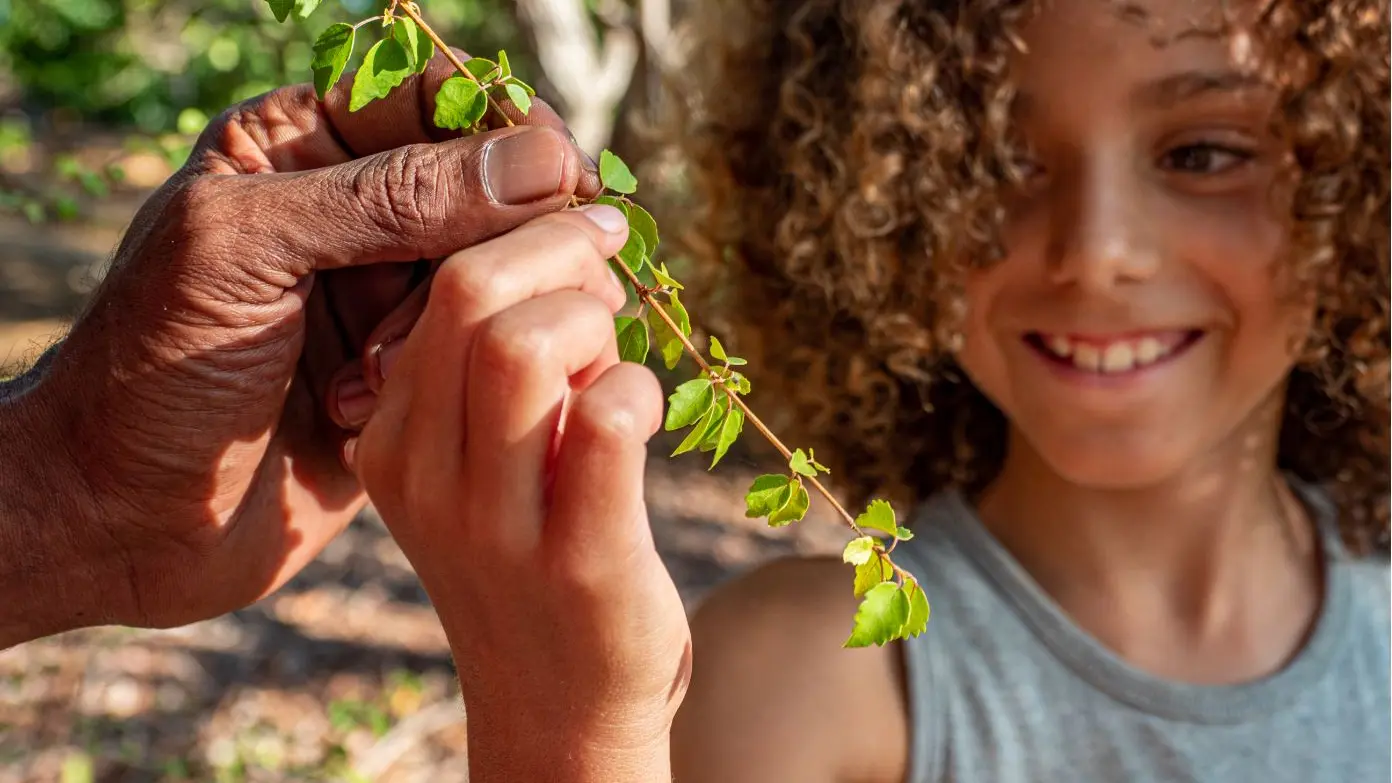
[1159,143,1254,175]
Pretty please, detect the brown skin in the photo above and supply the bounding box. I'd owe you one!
[0,49,601,648]
[670,1,1385,780]
[351,206,690,783]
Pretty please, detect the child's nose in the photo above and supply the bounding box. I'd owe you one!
[1045,159,1162,291]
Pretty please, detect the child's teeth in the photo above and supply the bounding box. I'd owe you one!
[1073,343,1101,371]
[1102,343,1135,372]
[1048,335,1073,357]
[1136,337,1162,365]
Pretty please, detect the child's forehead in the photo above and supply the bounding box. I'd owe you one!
[1011,0,1259,102]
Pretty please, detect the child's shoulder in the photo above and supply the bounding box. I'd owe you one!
[672,554,912,783]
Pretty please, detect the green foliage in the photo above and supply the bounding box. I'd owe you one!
[310,23,355,99]
[615,316,649,364]
[349,38,411,111]
[433,76,487,130]
[845,582,910,648]
[598,149,637,194]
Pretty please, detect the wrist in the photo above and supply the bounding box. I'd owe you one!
[0,348,123,648]
[464,705,673,783]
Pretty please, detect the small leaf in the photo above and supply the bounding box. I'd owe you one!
[789,448,818,478]
[599,149,638,194]
[615,316,649,364]
[463,57,499,83]
[710,406,744,468]
[902,579,931,638]
[310,23,355,99]
[391,17,433,73]
[497,50,512,77]
[433,76,488,129]
[709,336,728,362]
[265,0,295,23]
[626,202,659,254]
[673,402,725,457]
[650,292,691,370]
[505,83,532,115]
[744,474,791,518]
[853,555,891,598]
[351,38,413,112]
[735,374,752,395]
[855,499,898,537]
[842,536,876,566]
[616,229,646,276]
[895,526,915,541]
[697,396,731,452]
[652,263,683,290]
[504,75,537,96]
[767,481,810,527]
[293,0,321,20]
[726,356,748,366]
[844,582,911,648]
[595,194,629,215]
[665,379,713,432]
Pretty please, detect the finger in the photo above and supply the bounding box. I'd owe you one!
[328,361,377,432]
[207,125,611,279]
[368,205,628,397]
[463,289,622,553]
[543,361,664,585]
[356,206,629,511]
[321,263,426,355]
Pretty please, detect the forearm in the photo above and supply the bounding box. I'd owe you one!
[0,343,114,649]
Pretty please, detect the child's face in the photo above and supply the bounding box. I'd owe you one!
[955,0,1314,488]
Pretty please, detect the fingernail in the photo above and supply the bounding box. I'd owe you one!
[334,375,375,428]
[375,339,405,383]
[483,128,565,205]
[577,204,628,234]
[341,437,358,473]
[609,266,625,292]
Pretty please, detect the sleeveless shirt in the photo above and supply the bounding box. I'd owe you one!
[892,486,1391,782]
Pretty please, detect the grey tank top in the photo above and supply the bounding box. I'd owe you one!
[892,487,1391,783]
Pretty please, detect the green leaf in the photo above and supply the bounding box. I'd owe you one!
[652,263,683,290]
[310,23,355,100]
[789,448,819,478]
[744,474,792,518]
[293,0,322,20]
[853,555,891,598]
[505,83,532,115]
[497,50,512,77]
[697,395,731,452]
[351,38,413,112]
[767,481,810,527]
[709,336,728,362]
[599,149,638,194]
[902,579,931,638]
[433,76,489,130]
[855,499,898,537]
[649,292,691,370]
[727,356,748,366]
[391,18,433,74]
[673,403,724,457]
[842,536,876,566]
[626,202,659,255]
[735,374,752,395]
[895,526,915,541]
[595,195,629,216]
[265,0,295,23]
[710,406,744,468]
[809,451,830,473]
[61,751,93,783]
[844,582,911,648]
[665,379,713,432]
[504,75,537,96]
[616,229,646,276]
[463,57,499,82]
[615,316,649,364]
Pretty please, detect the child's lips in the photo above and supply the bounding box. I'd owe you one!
[1023,329,1203,376]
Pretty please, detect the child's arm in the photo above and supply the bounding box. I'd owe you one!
[673,557,911,783]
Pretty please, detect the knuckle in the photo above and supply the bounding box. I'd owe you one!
[432,254,502,316]
[575,394,644,443]
[473,314,554,381]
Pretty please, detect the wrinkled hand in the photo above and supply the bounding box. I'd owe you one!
[353,206,690,782]
[8,51,601,641]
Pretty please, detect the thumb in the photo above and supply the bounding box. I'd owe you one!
[218,124,586,276]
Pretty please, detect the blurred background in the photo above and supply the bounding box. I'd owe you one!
[0,1,848,780]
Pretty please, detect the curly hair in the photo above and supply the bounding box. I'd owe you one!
[657,0,1390,554]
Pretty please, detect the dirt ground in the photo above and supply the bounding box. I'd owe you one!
[0,188,847,781]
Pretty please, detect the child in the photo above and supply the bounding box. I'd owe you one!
[664,0,1391,781]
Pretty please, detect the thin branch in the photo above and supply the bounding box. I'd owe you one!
[397,2,516,128]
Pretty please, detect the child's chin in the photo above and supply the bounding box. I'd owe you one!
[1039,442,1193,492]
